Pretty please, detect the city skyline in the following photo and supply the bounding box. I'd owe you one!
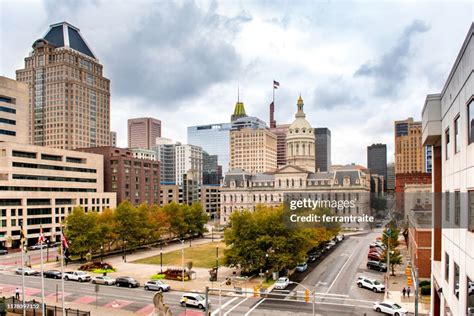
[1,1,473,166]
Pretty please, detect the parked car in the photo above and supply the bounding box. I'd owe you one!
[63,271,91,282]
[49,242,61,248]
[28,244,48,250]
[91,276,115,285]
[357,276,385,293]
[296,262,308,272]
[336,235,345,242]
[369,248,384,255]
[44,270,62,279]
[367,261,388,272]
[274,277,290,290]
[307,253,318,263]
[115,277,140,288]
[180,293,209,310]
[373,301,408,315]
[368,252,382,261]
[144,280,171,292]
[0,249,7,255]
[15,268,39,276]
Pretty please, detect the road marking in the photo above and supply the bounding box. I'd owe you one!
[325,246,357,294]
[244,298,265,316]
[211,297,239,316]
[223,297,249,315]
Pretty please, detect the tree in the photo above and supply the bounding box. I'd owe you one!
[185,203,208,237]
[162,202,186,239]
[224,205,337,274]
[114,201,143,247]
[65,207,100,261]
[380,248,403,276]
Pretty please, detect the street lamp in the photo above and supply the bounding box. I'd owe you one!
[189,230,192,247]
[100,245,104,264]
[160,245,163,274]
[181,240,185,290]
[123,240,128,263]
[289,281,316,316]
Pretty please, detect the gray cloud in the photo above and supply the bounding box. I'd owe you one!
[312,76,362,110]
[103,1,251,112]
[354,20,430,97]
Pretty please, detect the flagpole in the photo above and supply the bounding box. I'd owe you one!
[21,241,26,316]
[272,80,275,105]
[60,224,65,315]
[40,229,45,315]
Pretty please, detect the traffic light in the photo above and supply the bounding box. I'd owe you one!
[304,289,310,303]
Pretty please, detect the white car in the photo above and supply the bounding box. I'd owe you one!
[274,277,290,290]
[373,301,408,315]
[296,262,308,272]
[180,293,209,310]
[357,276,385,292]
[15,267,39,276]
[91,276,116,285]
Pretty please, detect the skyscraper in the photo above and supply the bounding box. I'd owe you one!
[110,131,117,146]
[187,123,231,172]
[394,118,426,173]
[202,151,221,185]
[128,117,161,149]
[16,22,110,149]
[153,137,176,185]
[175,143,202,186]
[314,128,331,172]
[270,124,289,168]
[367,143,387,181]
[386,162,395,191]
[0,76,28,144]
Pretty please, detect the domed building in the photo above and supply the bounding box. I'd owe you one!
[286,95,316,172]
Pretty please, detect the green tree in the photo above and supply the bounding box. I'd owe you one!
[380,224,403,276]
[224,205,336,273]
[185,203,208,237]
[380,248,403,276]
[65,207,100,261]
[114,201,142,247]
[162,202,187,239]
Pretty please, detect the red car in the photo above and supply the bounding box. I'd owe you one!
[368,252,382,261]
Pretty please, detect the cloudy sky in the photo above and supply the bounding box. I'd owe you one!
[1,0,473,166]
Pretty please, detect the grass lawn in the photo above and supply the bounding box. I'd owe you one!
[134,241,226,269]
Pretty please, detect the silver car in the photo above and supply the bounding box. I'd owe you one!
[15,268,39,276]
[91,276,116,285]
[144,280,171,292]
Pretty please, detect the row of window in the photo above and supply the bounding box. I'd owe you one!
[445,100,474,159]
[12,174,97,183]
[444,191,474,231]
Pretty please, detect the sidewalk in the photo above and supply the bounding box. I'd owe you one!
[32,236,242,292]
[384,239,430,315]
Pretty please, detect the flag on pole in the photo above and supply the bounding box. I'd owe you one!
[273,80,280,89]
[61,231,69,249]
[38,225,45,244]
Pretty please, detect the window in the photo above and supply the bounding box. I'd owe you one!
[445,191,450,222]
[469,191,474,232]
[445,252,450,282]
[454,191,460,227]
[454,115,460,153]
[454,262,459,299]
[445,128,450,159]
[469,99,474,144]
[468,276,474,312]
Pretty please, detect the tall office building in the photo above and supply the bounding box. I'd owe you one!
[0,77,28,144]
[386,163,395,191]
[175,144,202,186]
[315,128,331,172]
[229,127,277,173]
[202,151,221,185]
[16,22,110,149]
[128,117,161,150]
[425,145,433,173]
[367,143,387,181]
[187,123,231,172]
[153,137,176,185]
[78,147,160,205]
[394,118,426,174]
[422,23,474,316]
[110,131,117,147]
[270,124,289,168]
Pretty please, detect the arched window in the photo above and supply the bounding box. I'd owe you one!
[300,179,303,186]
[291,179,294,187]
[286,179,289,186]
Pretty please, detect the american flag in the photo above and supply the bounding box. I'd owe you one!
[273,80,280,89]
[61,232,69,249]
[38,225,45,244]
